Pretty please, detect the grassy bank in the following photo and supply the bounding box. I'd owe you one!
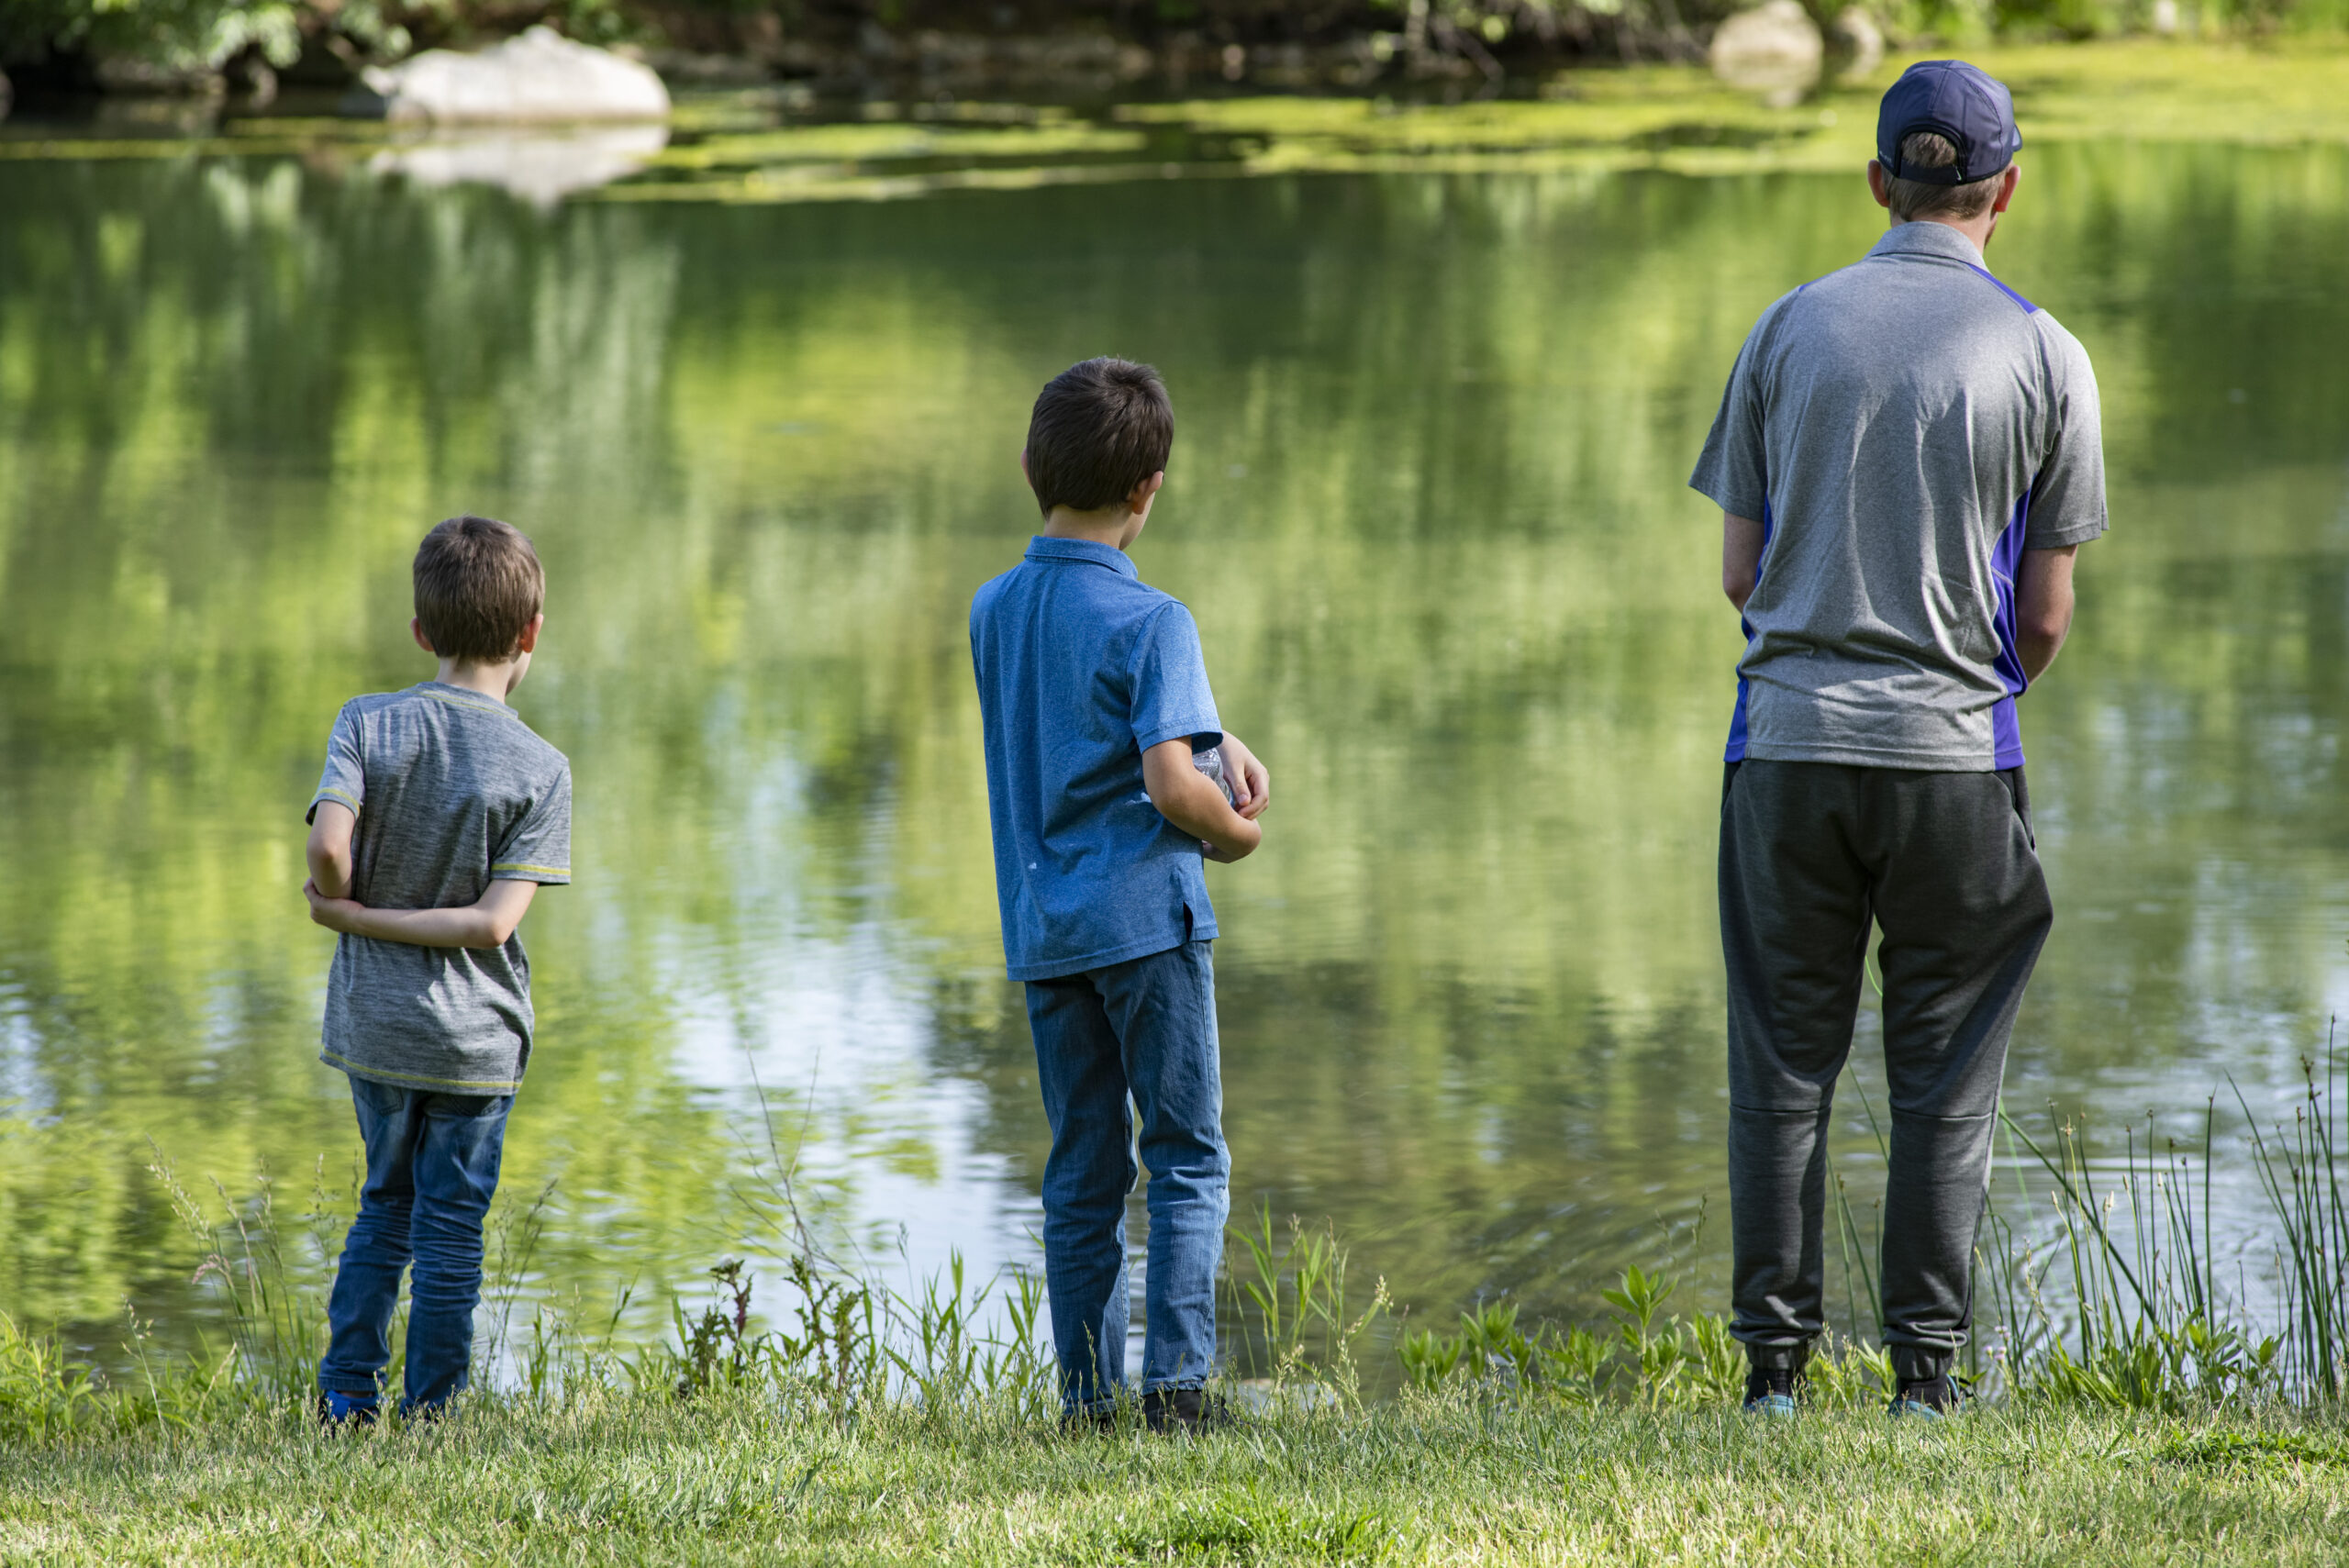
[7,1389,2349,1563]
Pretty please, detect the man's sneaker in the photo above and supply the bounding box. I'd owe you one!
[1887,1373,1958,1418]
[1141,1387,1234,1435]
[315,1389,379,1430]
[1741,1368,1799,1418]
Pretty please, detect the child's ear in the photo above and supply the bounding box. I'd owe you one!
[516,614,543,655]
[411,617,436,655]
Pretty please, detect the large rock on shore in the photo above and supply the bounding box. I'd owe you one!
[343,27,670,124]
[1709,0,1823,105]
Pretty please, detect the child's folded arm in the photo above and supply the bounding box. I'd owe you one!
[306,801,358,899]
[304,877,540,950]
[1141,739,1262,862]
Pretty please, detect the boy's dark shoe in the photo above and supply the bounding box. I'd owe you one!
[315,1389,380,1430]
[1741,1367,1799,1418]
[1141,1386,1233,1435]
[1060,1403,1119,1437]
[1887,1373,1959,1418]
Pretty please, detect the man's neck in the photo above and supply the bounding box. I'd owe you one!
[1894,211,1998,258]
[435,659,521,702]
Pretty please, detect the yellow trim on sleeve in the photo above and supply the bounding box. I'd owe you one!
[314,786,362,809]
[491,862,571,878]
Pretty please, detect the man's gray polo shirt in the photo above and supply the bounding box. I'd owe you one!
[1690,220,2108,771]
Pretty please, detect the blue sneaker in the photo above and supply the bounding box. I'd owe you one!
[316,1389,380,1430]
[1887,1374,1956,1419]
[1742,1368,1798,1418]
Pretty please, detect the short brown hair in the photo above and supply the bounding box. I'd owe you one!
[413,515,544,663]
[1886,131,2005,224]
[1023,358,1173,517]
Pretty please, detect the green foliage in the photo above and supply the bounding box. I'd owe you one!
[1,0,409,72]
[1222,1207,1390,1406]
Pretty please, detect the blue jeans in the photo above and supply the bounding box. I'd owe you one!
[318,1075,512,1417]
[1025,939,1230,1411]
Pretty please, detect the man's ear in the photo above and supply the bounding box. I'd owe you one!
[411,617,436,654]
[1990,162,2021,215]
[1866,159,1892,211]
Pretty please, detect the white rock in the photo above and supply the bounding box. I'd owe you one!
[346,27,671,125]
[1709,0,1823,104]
[370,126,671,206]
[1833,7,1885,78]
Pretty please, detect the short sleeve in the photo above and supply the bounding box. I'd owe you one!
[306,703,365,824]
[1129,603,1222,754]
[2024,317,2109,550]
[1688,301,1785,520]
[490,763,573,885]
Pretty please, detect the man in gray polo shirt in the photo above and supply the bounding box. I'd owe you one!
[1689,61,2107,1417]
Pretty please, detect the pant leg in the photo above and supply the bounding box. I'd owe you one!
[400,1091,511,1416]
[1720,761,1875,1368]
[319,1076,424,1401]
[1026,973,1137,1413]
[1866,766,2052,1381]
[1096,940,1230,1393]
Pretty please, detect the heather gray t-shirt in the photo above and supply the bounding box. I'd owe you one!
[1689,220,2108,771]
[308,682,573,1094]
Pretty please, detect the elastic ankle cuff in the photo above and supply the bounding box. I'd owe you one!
[1888,1346,1952,1384]
[1744,1342,1811,1374]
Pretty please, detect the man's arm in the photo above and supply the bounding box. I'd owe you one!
[1142,740,1262,862]
[306,877,540,949]
[307,801,357,899]
[1722,512,1765,615]
[2015,545,2079,683]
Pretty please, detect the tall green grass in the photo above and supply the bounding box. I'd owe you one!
[10,1038,2349,1446]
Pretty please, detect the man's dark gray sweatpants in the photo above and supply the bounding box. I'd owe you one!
[1720,759,2052,1382]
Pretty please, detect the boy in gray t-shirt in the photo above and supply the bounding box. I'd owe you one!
[302,514,572,1425]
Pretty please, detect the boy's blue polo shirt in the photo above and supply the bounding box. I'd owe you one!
[970,536,1222,982]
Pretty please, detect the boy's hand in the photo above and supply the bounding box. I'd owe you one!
[1143,739,1262,862]
[1218,733,1271,821]
[305,879,360,934]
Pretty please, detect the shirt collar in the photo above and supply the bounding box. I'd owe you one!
[1024,536,1139,578]
[418,680,515,712]
[1866,220,1987,268]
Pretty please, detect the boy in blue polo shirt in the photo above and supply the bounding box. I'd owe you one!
[969,358,1269,1433]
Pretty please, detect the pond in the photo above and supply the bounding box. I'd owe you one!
[3,121,2347,1374]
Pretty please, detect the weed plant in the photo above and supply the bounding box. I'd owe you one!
[12,1040,2349,1451]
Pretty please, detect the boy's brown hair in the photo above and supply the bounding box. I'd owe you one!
[413,515,544,663]
[1023,358,1173,517]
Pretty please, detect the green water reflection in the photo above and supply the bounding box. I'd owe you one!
[3,142,2347,1362]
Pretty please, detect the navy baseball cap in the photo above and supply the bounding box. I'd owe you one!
[1876,61,2021,184]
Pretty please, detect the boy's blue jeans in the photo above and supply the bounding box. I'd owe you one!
[1024,939,1230,1412]
[319,1075,511,1417]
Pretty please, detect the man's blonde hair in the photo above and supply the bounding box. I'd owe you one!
[1886,131,2005,224]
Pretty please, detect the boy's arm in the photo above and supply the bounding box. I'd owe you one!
[1142,740,1262,862]
[306,878,539,950]
[307,801,358,899]
[1215,733,1272,821]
